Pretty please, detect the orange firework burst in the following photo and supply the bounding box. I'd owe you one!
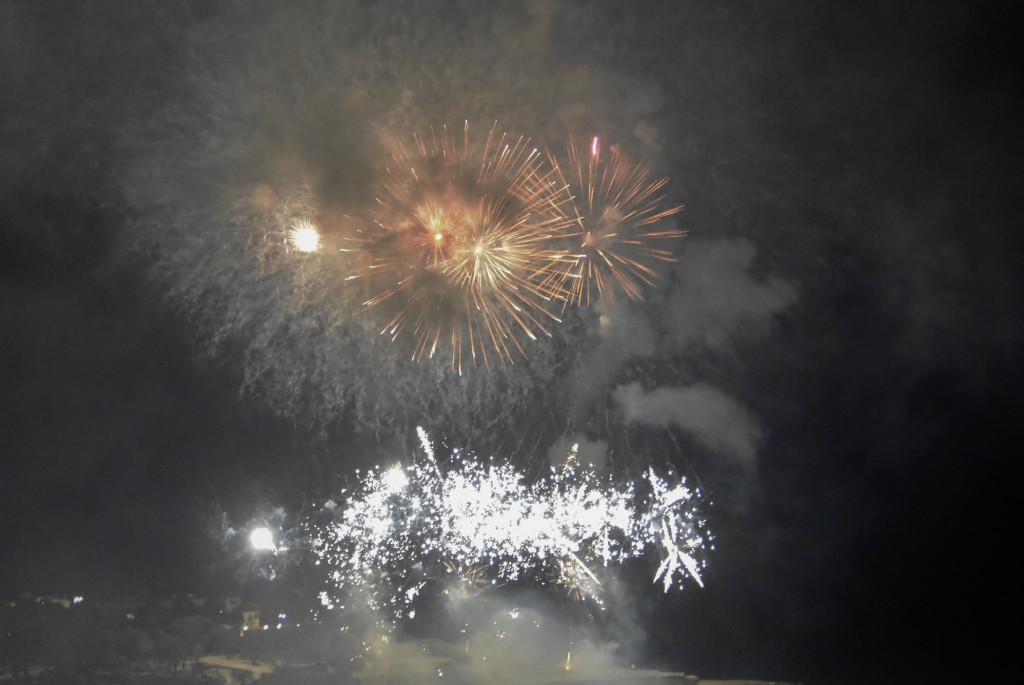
[550,137,685,307]
[351,123,575,370]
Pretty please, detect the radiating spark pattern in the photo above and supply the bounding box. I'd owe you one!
[549,137,685,307]
[441,561,497,599]
[288,218,322,253]
[308,429,711,619]
[349,123,576,370]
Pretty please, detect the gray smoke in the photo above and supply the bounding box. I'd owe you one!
[614,381,764,468]
[662,239,799,351]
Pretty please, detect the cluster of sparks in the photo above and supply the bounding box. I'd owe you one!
[350,123,575,368]
[283,123,684,369]
[551,137,685,307]
[307,429,711,620]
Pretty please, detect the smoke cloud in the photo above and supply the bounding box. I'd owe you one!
[662,239,799,351]
[613,381,764,467]
[332,594,665,685]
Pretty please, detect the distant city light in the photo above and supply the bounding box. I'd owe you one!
[250,527,276,551]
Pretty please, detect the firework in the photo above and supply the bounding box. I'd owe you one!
[307,429,711,620]
[250,527,277,552]
[441,561,497,599]
[287,218,322,253]
[349,123,576,370]
[549,137,685,307]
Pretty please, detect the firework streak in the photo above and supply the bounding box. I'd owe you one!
[308,429,711,618]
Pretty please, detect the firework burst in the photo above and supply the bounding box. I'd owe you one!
[287,217,322,253]
[307,429,712,620]
[349,123,576,370]
[549,137,685,307]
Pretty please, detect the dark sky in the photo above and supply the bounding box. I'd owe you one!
[2,1,1021,683]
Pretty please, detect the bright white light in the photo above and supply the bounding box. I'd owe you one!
[250,527,276,551]
[381,465,409,493]
[309,430,711,618]
[288,219,321,253]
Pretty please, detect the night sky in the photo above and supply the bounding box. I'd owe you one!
[1,2,1021,683]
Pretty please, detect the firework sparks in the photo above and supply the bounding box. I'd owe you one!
[549,136,685,307]
[250,527,277,552]
[349,123,576,370]
[308,429,711,620]
[554,557,604,604]
[288,218,322,253]
[441,561,497,599]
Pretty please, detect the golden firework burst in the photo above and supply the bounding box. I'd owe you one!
[351,123,575,370]
[550,137,685,307]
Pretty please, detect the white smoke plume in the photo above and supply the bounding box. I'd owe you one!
[662,239,799,351]
[614,382,764,467]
